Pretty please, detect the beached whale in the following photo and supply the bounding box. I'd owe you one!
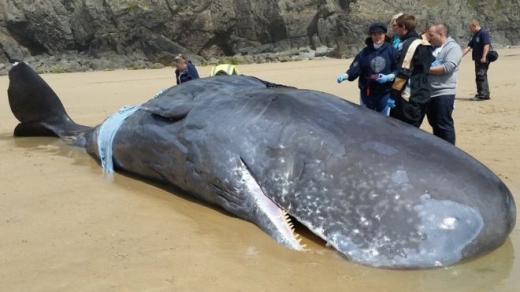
[6,62,516,269]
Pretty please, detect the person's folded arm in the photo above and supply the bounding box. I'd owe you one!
[429,47,462,75]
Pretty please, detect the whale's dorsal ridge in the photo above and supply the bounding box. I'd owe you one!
[141,93,194,121]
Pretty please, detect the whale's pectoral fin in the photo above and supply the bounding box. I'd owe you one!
[141,93,194,121]
[212,156,305,251]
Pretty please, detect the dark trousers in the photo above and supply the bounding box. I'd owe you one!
[390,75,431,128]
[426,95,456,145]
[360,92,391,115]
[390,90,429,128]
[475,61,490,97]
[390,98,428,127]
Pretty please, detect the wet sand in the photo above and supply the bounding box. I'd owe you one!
[1,50,519,291]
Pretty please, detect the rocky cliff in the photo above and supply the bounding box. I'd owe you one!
[0,0,519,74]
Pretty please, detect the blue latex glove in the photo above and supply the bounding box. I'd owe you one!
[387,98,396,108]
[431,59,440,66]
[376,73,395,84]
[337,73,349,83]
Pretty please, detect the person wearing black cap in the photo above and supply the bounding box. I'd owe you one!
[336,22,399,115]
[389,14,434,127]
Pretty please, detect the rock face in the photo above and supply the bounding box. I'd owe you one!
[0,0,519,74]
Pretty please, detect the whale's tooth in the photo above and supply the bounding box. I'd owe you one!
[283,211,295,230]
[294,234,308,251]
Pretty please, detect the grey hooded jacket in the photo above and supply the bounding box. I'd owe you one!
[428,37,463,97]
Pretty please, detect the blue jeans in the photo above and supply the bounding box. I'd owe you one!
[426,95,456,145]
[360,92,391,116]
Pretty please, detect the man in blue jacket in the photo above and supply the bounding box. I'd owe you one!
[463,20,491,101]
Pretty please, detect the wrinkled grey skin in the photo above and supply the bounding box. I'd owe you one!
[7,62,516,269]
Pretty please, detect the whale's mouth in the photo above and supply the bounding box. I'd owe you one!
[237,156,307,250]
[257,197,328,251]
[253,186,307,251]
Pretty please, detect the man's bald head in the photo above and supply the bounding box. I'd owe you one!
[428,23,449,47]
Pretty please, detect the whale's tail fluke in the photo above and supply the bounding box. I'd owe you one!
[7,62,91,138]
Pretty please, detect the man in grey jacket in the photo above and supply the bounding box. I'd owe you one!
[426,23,462,145]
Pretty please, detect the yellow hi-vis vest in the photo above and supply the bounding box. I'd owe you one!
[210,64,239,77]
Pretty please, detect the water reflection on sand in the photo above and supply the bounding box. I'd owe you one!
[5,137,518,292]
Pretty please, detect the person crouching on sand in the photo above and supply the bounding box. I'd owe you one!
[172,54,200,85]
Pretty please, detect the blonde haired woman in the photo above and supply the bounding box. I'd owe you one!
[172,54,200,85]
[389,12,404,49]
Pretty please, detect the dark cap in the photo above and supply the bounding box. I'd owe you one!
[369,22,387,34]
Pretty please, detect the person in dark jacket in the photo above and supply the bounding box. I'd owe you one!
[172,54,200,85]
[389,14,434,127]
[462,19,492,100]
[337,22,399,115]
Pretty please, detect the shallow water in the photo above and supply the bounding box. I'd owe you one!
[1,137,518,291]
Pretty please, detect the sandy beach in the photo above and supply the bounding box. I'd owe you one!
[1,49,519,292]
